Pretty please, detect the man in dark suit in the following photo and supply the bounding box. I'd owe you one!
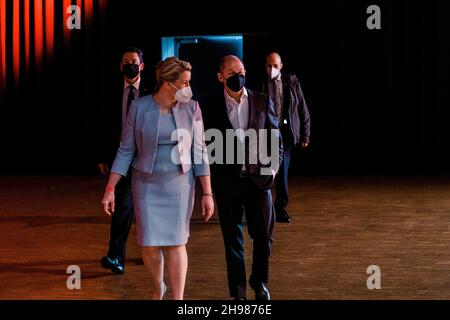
[262,52,311,223]
[203,55,283,300]
[97,47,149,273]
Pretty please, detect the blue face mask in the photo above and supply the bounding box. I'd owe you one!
[225,73,246,92]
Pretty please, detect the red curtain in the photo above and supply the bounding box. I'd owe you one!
[0,0,97,93]
[34,0,44,70]
[0,0,6,92]
[45,0,54,58]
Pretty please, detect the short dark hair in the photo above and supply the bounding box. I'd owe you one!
[121,47,144,63]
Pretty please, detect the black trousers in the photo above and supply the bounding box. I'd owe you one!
[275,143,292,212]
[107,169,134,265]
[214,175,275,298]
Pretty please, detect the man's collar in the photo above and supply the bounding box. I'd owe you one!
[124,77,141,91]
[270,72,282,81]
[224,87,248,105]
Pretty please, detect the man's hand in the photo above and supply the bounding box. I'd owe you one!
[101,191,115,216]
[271,168,277,180]
[301,141,309,148]
[98,163,110,175]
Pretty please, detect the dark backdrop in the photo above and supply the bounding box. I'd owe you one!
[1,0,449,175]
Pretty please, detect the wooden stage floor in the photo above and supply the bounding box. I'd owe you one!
[1,174,450,300]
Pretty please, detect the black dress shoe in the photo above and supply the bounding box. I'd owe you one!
[100,256,125,274]
[254,284,271,300]
[276,209,292,223]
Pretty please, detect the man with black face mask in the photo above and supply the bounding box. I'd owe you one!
[203,55,283,300]
[97,47,149,274]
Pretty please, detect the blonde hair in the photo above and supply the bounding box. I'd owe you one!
[155,57,192,91]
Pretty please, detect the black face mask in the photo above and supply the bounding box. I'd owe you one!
[122,63,140,79]
[225,73,246,92]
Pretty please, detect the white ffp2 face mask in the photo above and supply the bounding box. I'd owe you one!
[271,67,281,80]
[170,82,193,103]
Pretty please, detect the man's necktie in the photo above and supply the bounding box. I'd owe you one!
[274,79,283,122]
[126,85,137,116]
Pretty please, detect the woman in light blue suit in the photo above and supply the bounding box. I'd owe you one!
[101,57,214,300]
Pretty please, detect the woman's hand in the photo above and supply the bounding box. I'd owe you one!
[101,191,115,216]
[201,195,214,222]
[101,174,123,215]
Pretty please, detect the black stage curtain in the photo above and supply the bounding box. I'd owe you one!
[1,0,449,175]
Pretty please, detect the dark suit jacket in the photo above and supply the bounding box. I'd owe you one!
[261,72,311,146]
[96,80,150,165]
[202,88,283,190]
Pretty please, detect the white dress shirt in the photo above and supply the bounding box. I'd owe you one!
[224,87,276,178]
[224,88,250,172]
[224,87,249,134]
